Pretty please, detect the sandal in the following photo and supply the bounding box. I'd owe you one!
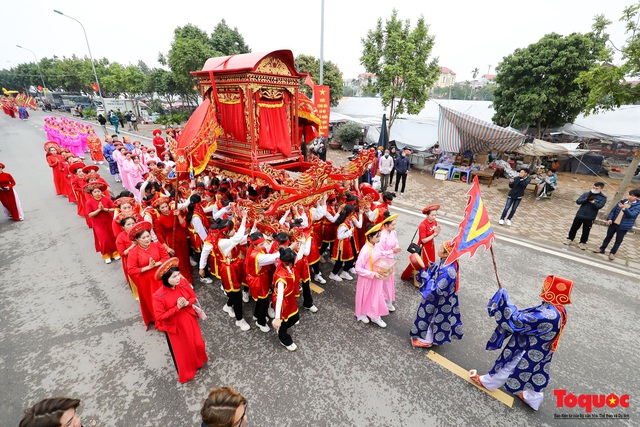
[469,370,485,389]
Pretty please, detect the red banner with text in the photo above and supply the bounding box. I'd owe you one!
[313,85,330,137]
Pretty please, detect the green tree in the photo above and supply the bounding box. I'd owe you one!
[492,31,607,137]
[295,54,344,106]
[147,68,180,108]
[210,19,251,55]
[335,122,363,145]
[577,2,640,113]
[360,9,440,132]
[101,63,145,98]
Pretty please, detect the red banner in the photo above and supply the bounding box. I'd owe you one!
[313,85,330,137]
[90,83,99,92]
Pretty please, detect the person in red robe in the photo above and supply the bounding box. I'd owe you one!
[44,142,68,197]
[153,258,208,383]
[85,182,120,263]
[272,248,300,352]
[69,162,92,229]
[115,214,140,300]
[152,129,166,155]
[127,221,170,329]
[153,197,193,284]
[86,128,105,164]
[60,153,77,204]
[401,204,441,281]
[0,163,23,221]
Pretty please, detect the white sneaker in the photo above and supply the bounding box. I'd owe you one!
[578,243,587,250]
[255,321,270,333]
[339,271,353,280]
[348,267,357,275]
[242,290,250,303]
[506,219,512,226]
[281,341,298,351]
[564,239,572,245]
[371,317,387,328]
[222,304,235,318]
[235,319,250,331]
[386,301,396,312]
[499,219,504,225]
[314,274,326,284]
[104,258,112,264]
[305,305,318,313]
[113,255,121,261]
[328,273,343,282]
[189,258,197,267]
[267,306,276,318]
[357,315,370,324]
[200,277,213,284]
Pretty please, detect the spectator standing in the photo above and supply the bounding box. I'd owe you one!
[97,114,108,134]
[109,113,120,134]
[388,146,398,186]
[125,111,133,131]
[594,189,640,260]
[393,149,411,196]
[379,149,394,192]
[499,168,531,226]
[130,111,138,131]
[564,182,607,250]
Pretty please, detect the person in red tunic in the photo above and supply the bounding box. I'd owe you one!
[153,258,208,383]
[85,182,120,263]
[44,141,68,197]
[86,128,105,164]
[401,204,441,281]
[112,196,143,237]
[0,162,23,221]
[59,152,77,204]
[272,248,300,351]
[152,129,166,155]
[154,197,193,284]
[69,162,92,228]
[127,221,170,329]
[115,214,140,300]
[245,232,282,332]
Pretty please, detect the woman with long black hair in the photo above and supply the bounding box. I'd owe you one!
[328,203,362,282]
[186,194,210,267]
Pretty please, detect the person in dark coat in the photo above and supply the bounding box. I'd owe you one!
[499,168,530,226]
[564,182,607,249]
[393,149,411,196]
[594,189,640,260]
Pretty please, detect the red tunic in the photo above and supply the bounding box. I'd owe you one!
[153,136,166,156]
[187,207,209,253]
[246,246,271,300]
[61,162,76,204]
[71,175,90,227]
[46,154,68,196]
[155,211,193,283]
[85,196,118,256]
[87,134,105,162]
[213,239,243,292]
[153,279,208,383]
[111,212,143,239]
[272,264,298,321]
[127,242,170,328]
[418,218,438,264]
[331,220,357,261]
[115,230,139,299]
[0,172,20,221]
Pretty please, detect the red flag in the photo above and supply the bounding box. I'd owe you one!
[90,83,99,92]
[304,74,315,89]
[37,85,43,91]
[445,176,496,265]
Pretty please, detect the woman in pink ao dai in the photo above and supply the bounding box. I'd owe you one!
[354,223,389,328]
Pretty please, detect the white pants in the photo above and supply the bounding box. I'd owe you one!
[479,351,544,410]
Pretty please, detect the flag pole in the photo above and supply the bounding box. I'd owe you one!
[489,245,502,289]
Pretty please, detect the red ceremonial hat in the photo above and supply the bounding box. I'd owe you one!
[422,204,441,215]
[359,183,380,201]
[69,162,85,174]
[116,211,138,224]
[152,129,162,136]
[128,220,153,240]
[83,172,101,182]
[82,165,99,174]
[146,159,157,166]
[153,196,171,209]
[83,182,107,193]
[409,253,425,271]
[442,240,455,256]
[540,275,574,306]
[114,197,136,208]
[154,257,180,281]
[44,141,61,152]
[61,152,73,159]
[0,162,5,169]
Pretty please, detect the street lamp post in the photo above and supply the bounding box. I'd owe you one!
[16,45,46,91]
[53,9,105,110]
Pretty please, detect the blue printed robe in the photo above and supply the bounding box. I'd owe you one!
[103,144,119,175]
[486,288,564,394]
[410,260,463,345]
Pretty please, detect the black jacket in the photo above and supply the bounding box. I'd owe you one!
[575,191,607,220]
[507,176,531,199]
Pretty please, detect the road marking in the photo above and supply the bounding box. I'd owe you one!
[391,205,638,279]
[309,282,324,294]
[426,350,514,407]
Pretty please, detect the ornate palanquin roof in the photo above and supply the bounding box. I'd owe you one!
[193,50,303,78]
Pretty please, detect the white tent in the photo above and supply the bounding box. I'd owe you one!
[554,105,640,146]
[516,139,590,156]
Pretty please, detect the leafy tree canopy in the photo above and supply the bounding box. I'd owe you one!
[360,9,440,131]
[295,54,344,106]
[210,19,251,55]
[577,2,640,114]
[492,31,607,137]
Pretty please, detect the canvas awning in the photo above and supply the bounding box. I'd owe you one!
[438,105,525,153]
[515,139,590,156]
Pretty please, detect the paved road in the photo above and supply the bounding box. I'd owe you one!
[1,111,637,426]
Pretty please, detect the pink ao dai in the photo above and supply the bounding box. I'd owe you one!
[355,242,389,320]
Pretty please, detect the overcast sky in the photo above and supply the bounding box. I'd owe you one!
[3,0,633,83]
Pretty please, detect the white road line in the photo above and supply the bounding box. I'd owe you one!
[390,205,638,279]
